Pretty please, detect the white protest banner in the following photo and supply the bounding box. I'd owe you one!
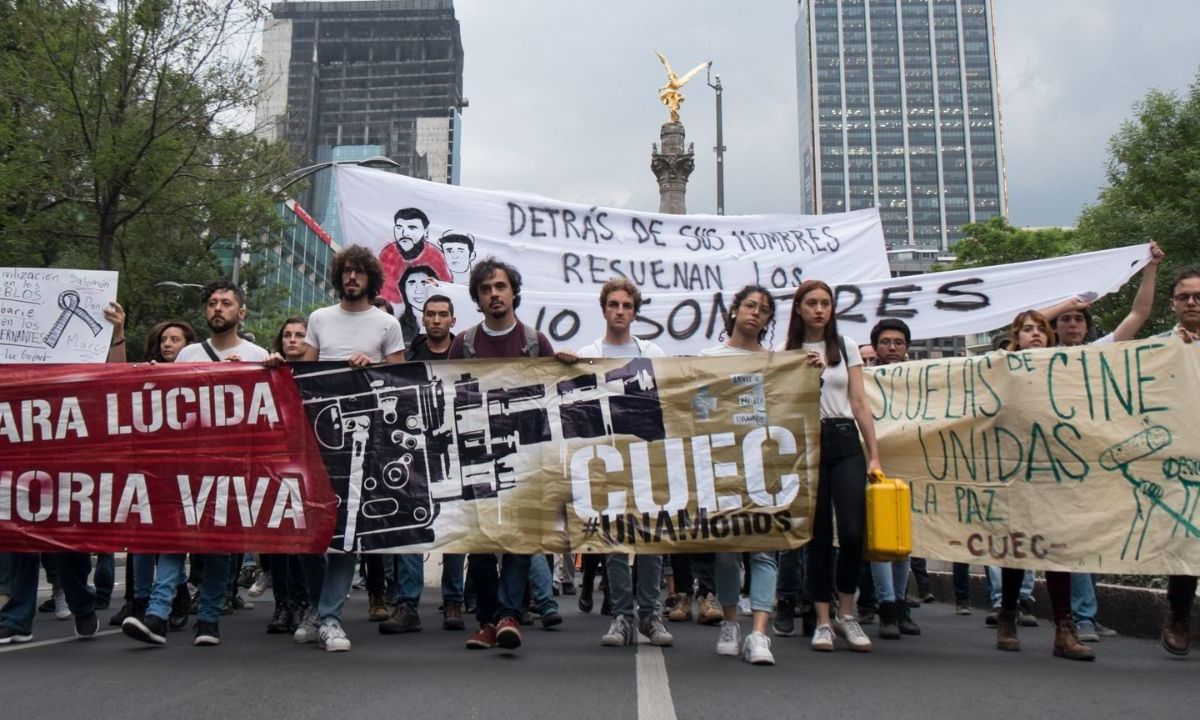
[828,244,1152,341]
[0,267,117,363]
[422,244,1152,354]
[335,165,889,343]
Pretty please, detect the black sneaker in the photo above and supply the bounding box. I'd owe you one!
[236,566,257,588]
[379,603,422,634]
[1017,599,1039,627]
[123,614,168,645]
[0,625,33,644]
[541,610,563,628]
[74,612,99,639]
[93,597,111,611]
[194,620,221,646]
[774,597,796,637]
[266,604,294,634]
[37,597,55,613]
[109,600,136,627]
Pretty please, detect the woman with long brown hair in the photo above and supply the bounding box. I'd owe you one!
[699,285,780,665]
[994,310,1094,661]
[784,279,881,653]
[143,321,197,363]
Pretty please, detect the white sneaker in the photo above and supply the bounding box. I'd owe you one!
[318,619,351,652]
[737,596,752,617]
[601,616,632,646]
[742,631,775,665]
[53,590,71,620]
[833,615,873,652]
[811,623,835,652]
[716,620,741,656]
[293,607,319,644]
[247,572,271,599]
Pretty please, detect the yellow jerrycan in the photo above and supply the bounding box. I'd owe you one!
[864,469,912,562]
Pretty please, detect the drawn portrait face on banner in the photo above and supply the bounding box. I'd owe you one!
[439,233,476,283]
[392,207,430,257]
[400,266,436,315]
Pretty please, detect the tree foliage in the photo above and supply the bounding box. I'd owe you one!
[951,216,1079,269]
[0,0,293,358]
[1075,72,1200,335]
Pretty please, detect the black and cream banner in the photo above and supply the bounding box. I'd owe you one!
[290,352,821,554]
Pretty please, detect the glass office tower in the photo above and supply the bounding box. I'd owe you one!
[796,0,1006,262]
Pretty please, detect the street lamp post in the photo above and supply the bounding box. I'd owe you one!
[706,64,726,216]
[154,281,206,291]
[227,156,406,288]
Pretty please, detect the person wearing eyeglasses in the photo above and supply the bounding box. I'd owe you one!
[1157,265,1200,656]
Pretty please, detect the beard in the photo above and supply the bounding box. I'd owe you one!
[343,285,366,301]
[207,315,233,333]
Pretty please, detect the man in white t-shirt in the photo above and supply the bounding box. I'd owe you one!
[123,280,268,649]
[574,279,672,649]
[1041,242,1163,642]
[294,245,407,653]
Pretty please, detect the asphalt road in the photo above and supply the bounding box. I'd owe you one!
[2,573,1195,720]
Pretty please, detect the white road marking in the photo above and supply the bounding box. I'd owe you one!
[0,629,121,654]
[636,631,678,720]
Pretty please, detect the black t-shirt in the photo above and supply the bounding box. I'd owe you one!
[406,333,453,361]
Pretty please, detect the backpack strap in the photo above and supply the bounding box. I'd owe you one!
[201,340,221,362]
[462,325,479,359]
[521,323,541,357]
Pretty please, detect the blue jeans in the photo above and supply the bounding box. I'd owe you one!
[870,560,909,603]
[441,554,465,604]
[149,553,229,623]
[529,554,559,614]
[318,553,358,622]
[776,548,806,599]
[92,554,115,603]
[986,566,1033,607]
[607,554,663,622]
[0,553,94,634]
[716,552,778,613]
[1071,573,1099,622]
[469,553,532,624]
[131,554,156,600]
[383,555,425,606]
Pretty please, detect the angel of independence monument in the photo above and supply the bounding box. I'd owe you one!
[651,52,709,214]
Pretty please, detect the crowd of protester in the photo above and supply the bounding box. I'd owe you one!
[1,240,1197,666]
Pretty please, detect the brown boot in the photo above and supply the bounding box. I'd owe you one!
[667,594,692,622]
[1053,618,1095,661]
[1161,609,1192,656]
[995,609,1020,651]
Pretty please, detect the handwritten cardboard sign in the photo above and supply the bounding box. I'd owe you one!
[869,338,1200,574]
[0,267,118,363]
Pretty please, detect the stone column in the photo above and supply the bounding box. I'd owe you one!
[651,121,695,214]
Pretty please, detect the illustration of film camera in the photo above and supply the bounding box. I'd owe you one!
[302,358,664,551]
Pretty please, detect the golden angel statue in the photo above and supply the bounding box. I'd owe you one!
[655,51,709,123]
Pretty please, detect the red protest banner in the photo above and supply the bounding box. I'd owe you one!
[0,363,335,553]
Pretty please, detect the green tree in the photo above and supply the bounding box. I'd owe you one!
[951,216,1080,269]
[1075,71,1200,335]
[0,0,293,358]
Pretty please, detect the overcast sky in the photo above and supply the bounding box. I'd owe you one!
[452,0,1200,228]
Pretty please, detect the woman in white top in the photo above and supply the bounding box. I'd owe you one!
[783,279,881,653]
[698,284,780,665]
